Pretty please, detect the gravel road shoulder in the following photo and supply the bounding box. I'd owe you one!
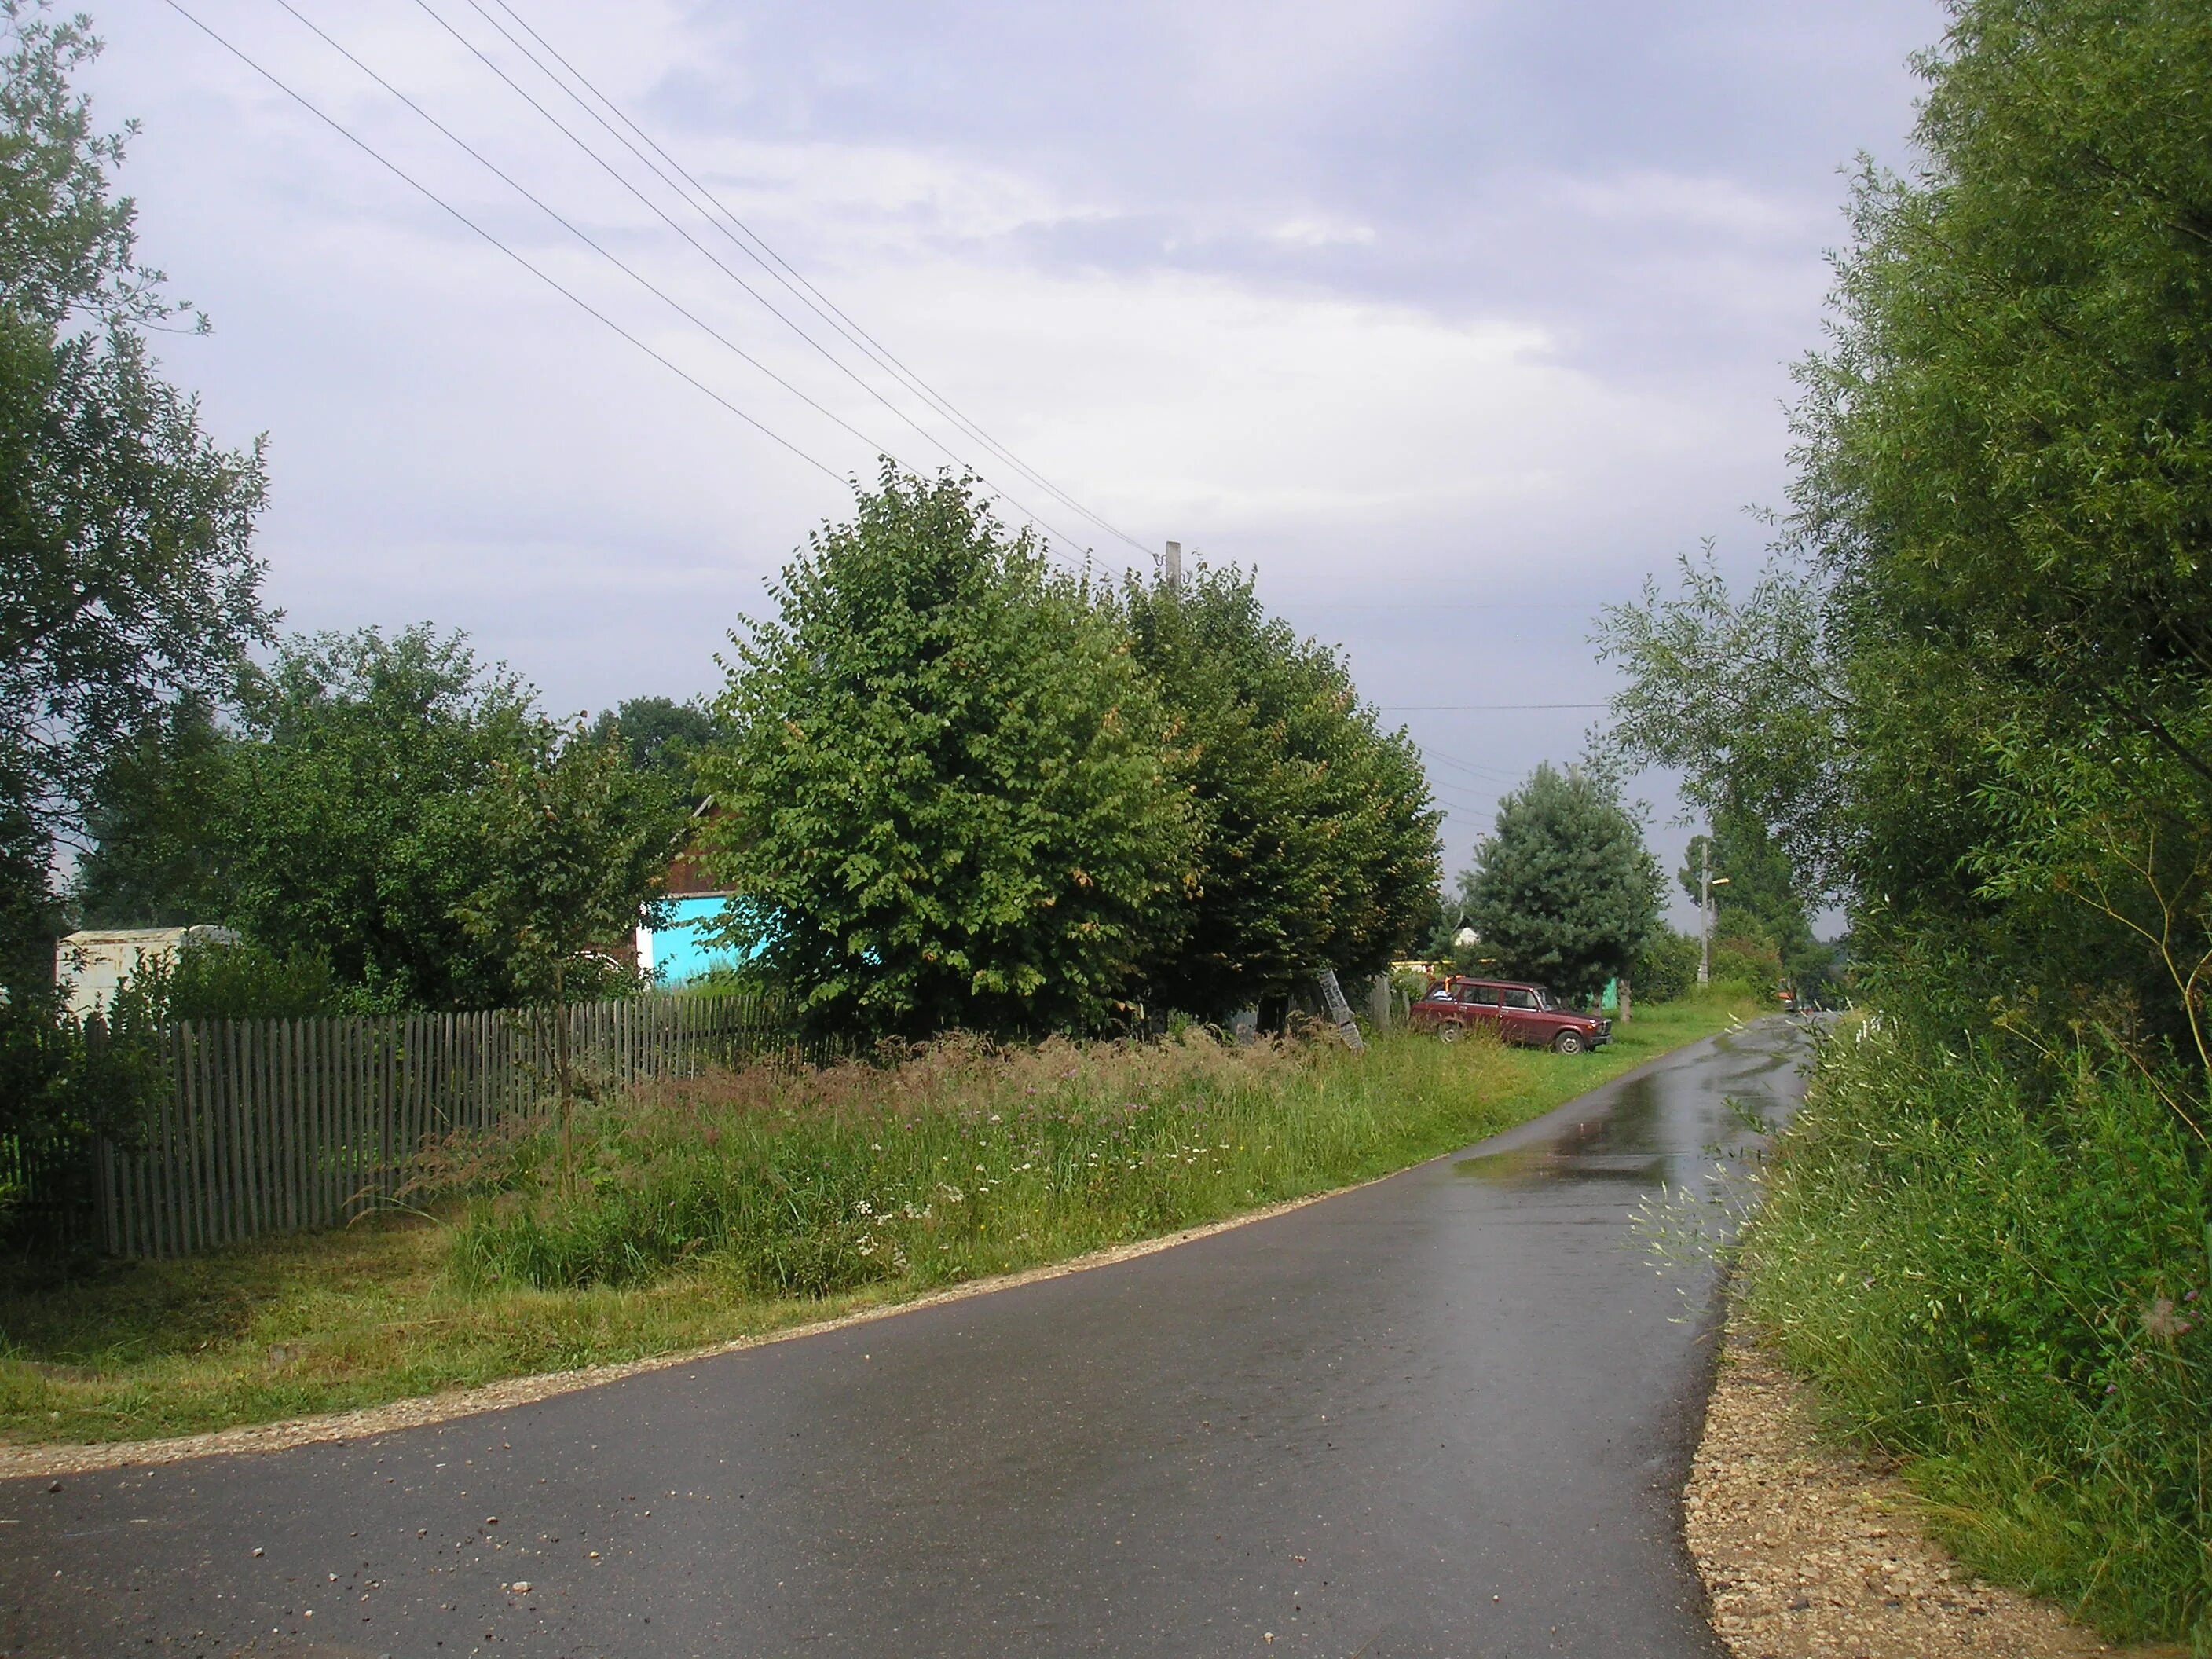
[1686,1309,2182,1659]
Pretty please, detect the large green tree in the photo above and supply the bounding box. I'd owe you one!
[1595,8,2212,1632]
[588,696,723,786]
[1597,0,2212,1068]
[0,4,268,983]
[1679,804,1834,993]
[461,719,686,1177]
[1457,763,1663,1004]
[695,469,1197,1041]
[75,627,601,1011]
[1120,564,1439,1020]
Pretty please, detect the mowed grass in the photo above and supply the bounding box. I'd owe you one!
[1,997,1749,1447]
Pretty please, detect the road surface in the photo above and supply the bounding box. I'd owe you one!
[2,1019,1807,1658]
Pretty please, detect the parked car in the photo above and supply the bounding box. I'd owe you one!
[1408,976,1612,1053]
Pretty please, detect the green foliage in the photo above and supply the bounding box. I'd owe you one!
[588,696,722,785]
[75,627,661,1013]
[457,720,685,1011]
[1745,1020,2210,1645]
[218,628,546,1010]
[1682,806,1839,994]
[0,4,269,983]
[696,469,1198,1042]
[71,696,234,928]
[1599,2,2212,1639]
[1631,927,1699,1003]
[0,973,167,1178]
[159,935,337,1022]
[1456,763,1664,1004]
[1595,548,1848,898]
[1119,563,1441,1019]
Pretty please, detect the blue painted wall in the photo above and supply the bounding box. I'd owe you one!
[643,894,758,985]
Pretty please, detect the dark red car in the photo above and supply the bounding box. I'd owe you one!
[1408,976,1611,1053]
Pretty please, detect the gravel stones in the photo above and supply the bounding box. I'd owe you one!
[1684,1313,2174,1658]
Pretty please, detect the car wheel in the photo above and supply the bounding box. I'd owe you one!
[1551,1029,1585,1055]
[1437,1021,1463,1044]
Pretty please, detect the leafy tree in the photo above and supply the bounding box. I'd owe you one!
[216,627,548,1009]
[1119,563,1440,1020]
[74,626,571,1010]
[1596,0,2212,1070]
[0,5,268,983]
[1679,805,1837,994]
[589,696,722,786]
[460,721,686,1179]
[71,694,235,927]
[695,468,1197,1041]
[1456,763,1663,1004]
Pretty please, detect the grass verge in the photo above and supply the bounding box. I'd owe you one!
[1,995,1746,1448]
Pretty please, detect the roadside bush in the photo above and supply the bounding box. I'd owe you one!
[1632,928,1699,1002]
[1742,1019,2210,1646]
[162,936,338,1020]
[1708,932,1782,996]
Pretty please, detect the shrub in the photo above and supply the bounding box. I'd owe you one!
[1743,1019,2210,1646]
[1632,928,1699,1002]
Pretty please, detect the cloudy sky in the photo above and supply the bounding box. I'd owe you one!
[92,0,1936,918]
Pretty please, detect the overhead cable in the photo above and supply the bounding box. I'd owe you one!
[408,0,1108,558]
[473,0,1154,561]
[156,0,849,485]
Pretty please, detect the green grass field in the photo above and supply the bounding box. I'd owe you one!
[1,996,1749,1448]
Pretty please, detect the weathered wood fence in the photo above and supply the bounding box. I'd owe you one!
[89,990,799,1259]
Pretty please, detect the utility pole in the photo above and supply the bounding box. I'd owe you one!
[1163,539,1182,589]
[1697,837,1730,987]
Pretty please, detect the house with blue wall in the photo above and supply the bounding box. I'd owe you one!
[634,800,760,986]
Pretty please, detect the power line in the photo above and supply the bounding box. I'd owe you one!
[472,0,1154,562]
[1416,744,1522,786]
[263,0,1111,560]
[406,0,1111,561]
[157,0,851,486]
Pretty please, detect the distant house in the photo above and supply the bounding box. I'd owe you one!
[55,926,239,1017]
[635,800,759,987]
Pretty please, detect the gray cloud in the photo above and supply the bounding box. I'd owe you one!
[89,0,1939,921]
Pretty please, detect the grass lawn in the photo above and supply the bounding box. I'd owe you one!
[1,994,1752,1448]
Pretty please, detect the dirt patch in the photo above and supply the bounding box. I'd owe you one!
[1686,1312,2183,1658]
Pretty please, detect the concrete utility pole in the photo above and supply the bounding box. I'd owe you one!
[1697,838,1730,987]
[1163,540,1182,589]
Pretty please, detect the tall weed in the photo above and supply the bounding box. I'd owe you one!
[1743,1018,2211,1646]
[427,1030,1534,1298]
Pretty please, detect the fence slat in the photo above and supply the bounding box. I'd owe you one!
[66,990,790,1258]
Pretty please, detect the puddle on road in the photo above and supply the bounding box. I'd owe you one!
[1452,1027,1806,1192]
[1454,1148,1667,1185]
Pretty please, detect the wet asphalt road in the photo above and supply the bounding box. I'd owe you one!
[2,1019,1807,1659]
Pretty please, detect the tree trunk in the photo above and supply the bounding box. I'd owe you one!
[1619,976,1633,1026]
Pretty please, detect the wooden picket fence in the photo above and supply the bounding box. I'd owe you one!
[89,990,801,1259]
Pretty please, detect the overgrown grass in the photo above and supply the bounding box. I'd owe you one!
[0,998,1744,1446]
[1741,1016,2211,1650]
